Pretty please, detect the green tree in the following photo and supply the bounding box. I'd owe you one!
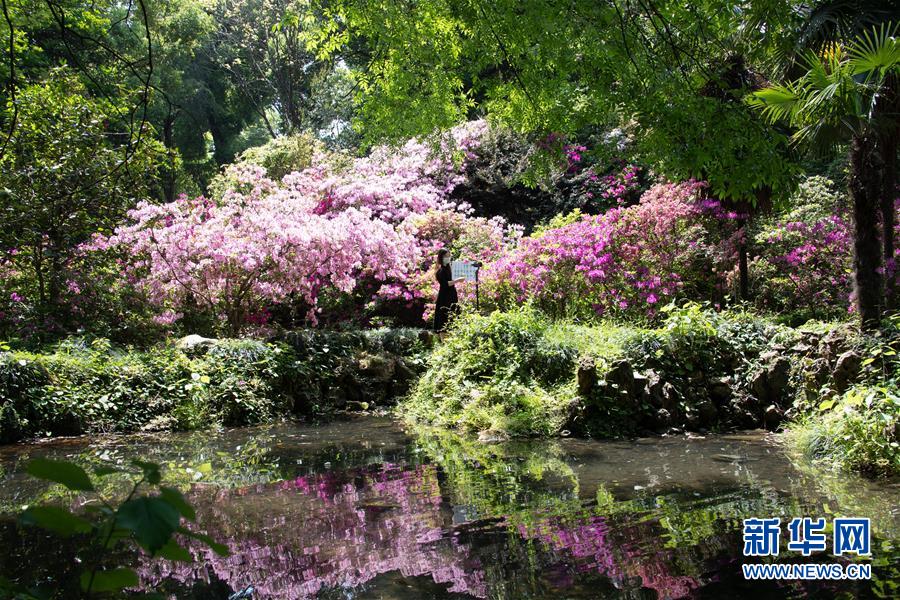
[793,1,899,304]
[307,0,801,299]
[0,70,161,320]
[751,25,900,329]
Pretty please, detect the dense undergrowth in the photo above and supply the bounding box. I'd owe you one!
[784,318,900,478]
[402,305,900,477]
[403,304,774,437]
[0,329,428,443]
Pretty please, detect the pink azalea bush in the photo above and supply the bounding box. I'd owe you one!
[480,180,719,320]
[747,213,853,320]
[741,177,891,322]
[95,120,524,331]
[96,192,418,332]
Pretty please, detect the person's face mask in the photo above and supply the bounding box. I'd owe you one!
[442,256,450,265]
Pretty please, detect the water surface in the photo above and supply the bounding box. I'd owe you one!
[0,417,897,599]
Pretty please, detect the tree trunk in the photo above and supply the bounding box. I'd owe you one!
[738,231,749,302]
[880,129,897,310]
[162,112,177,203]
[849,134,884,330]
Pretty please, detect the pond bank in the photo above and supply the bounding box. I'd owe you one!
[0,329,430,443]
[402,305,899,477]
[3,306,897,478]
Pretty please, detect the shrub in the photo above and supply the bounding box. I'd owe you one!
[785,315,900,477]
[480,181,723,321]
[0,338,306,441]
[208,132,322,198]
[402,306,579,436]
[786,384,900,478]
[746,177,853,323]
[403,304,778,438]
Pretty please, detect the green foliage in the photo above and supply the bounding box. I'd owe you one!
[310,0,800,203]
[746,176,853,324]
[278,327,428,411]
[786,316,900,477]
[0,339,292,440]
[0,69,163,334]
[404,306,584,436]
[208,132,323,198]
[7,458,226,598]
[750,24,900,149]
[0,329,428,442]
[787,383,899,477]
[403,303,778,437]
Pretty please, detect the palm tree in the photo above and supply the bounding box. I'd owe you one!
[795,3,899,306]
[750,24,900,329]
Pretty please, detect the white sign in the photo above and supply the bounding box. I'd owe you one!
[451,260,479,282]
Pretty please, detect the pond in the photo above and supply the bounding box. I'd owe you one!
[0,416,897,599]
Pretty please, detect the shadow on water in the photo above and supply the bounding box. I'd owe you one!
[0,416,897,599]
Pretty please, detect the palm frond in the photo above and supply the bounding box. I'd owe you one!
[848,22,900,79]
[748,83,803,124]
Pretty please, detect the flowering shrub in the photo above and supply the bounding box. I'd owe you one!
[744,178,853,323]
[750,214,852,320]
[480,180,718,320]
[97,193,418,332]
[94,120,525,331]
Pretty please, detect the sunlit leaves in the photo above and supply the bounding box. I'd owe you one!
[80,568,139,593]
[26,458,95,492]
[20,506,92,536]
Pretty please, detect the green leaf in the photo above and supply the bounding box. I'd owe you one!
[93,466,122,477]
[819,399,836,411]
[20,506,92,536]
[131,460,162,485]
[26,459,95,491]
[80,568,139,593]
[178,527,230,556]
[160,487,196,521]
[115,497,181,553]
[155,539,192,562]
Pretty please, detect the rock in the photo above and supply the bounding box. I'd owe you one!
[478,429,510,444]
[750,355,792,405]
[652,408,673,432]
[577,357,598,397]
[176,334,217,354]
[764,404,783,430]
[811,358,832,385]
[684,411,702,432]
[659,382,679,413]
[140,415,176,432]
[418,329,437,348]
[767,356,791,401]
[357,352,396,380]
[750,369,769,402]
[820,325,854,362]
[791,342,813,355]
[632,372,650,397]
[696,400,718,426]
[832,351,862,394]
[392,359,417,384]
[605,360,634,395]
[709,377,732,404]
[734,410,760,429]
[730,395,761,428]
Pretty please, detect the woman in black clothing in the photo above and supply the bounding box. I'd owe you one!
[433,248,464,332]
